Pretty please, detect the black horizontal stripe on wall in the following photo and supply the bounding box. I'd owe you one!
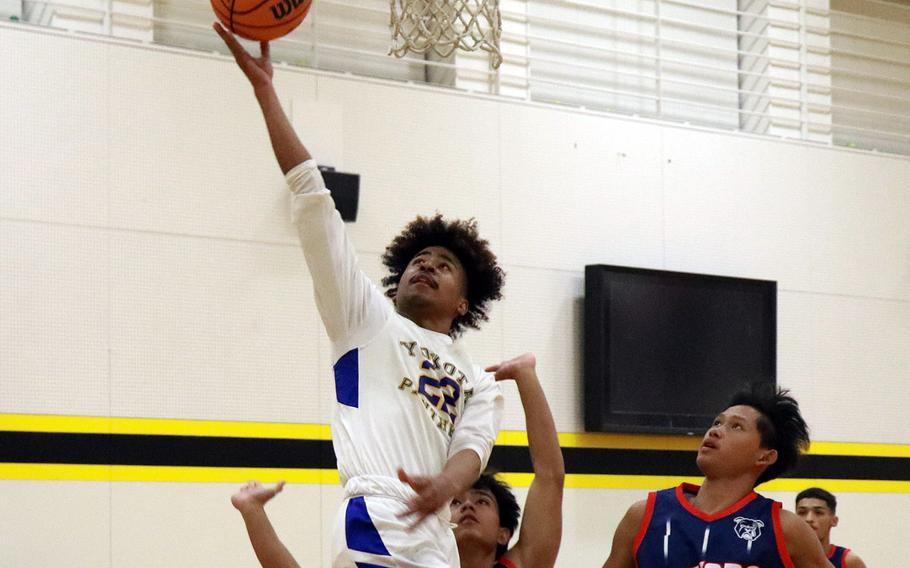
[0,432,335,469]
[487,446,702,477]
[1,432,907,481]
[489,446,910,481]
[787,454,910,481]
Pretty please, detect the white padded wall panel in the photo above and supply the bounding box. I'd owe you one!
[109,232,321,423]
[0,29,109,227]
[499,106,665,272]
[663,127,910,301]
[108,47,314,245]
[291,99,345,173]
[797,147,910,301]
[500,266,585,432]
[663,128,811,284]
[817,492,906,568]
[0,480,111,568]
[314,76,502,258]
[559,488,644,566]
[110,482,325,568]
[0,221,110,415]
[778,290,910,444]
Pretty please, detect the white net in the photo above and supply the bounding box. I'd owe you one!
[390,0,502,69]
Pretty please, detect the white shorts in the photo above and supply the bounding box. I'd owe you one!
[332,494,459,568]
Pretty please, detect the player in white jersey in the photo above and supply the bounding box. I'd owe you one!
[215,24,506,568]
[228,353,564,568]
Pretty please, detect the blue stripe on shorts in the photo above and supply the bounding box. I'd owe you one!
[345,496,391,556]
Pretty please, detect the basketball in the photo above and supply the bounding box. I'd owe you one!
[211,0,312,42]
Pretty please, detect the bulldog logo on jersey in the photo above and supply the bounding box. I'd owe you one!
[733,517,764,542]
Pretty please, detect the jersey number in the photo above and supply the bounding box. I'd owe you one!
[418,375,461,422]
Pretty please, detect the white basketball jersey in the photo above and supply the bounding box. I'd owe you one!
[286,160,503,503]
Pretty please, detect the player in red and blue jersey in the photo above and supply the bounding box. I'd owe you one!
[450,353,565,568]
[602,383,833,568]
[795,488,867,568]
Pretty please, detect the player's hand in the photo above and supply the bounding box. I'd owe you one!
[397,468,459,529]
[485,352,536,382]
[231,480,285,514]
[213,22,273,89]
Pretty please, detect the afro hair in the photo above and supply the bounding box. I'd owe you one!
[381,213,505,337]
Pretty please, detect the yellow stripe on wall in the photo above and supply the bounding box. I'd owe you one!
[0,413,332,440]
[806,441,910,458]
[2,463,908,493]
[0,463,340,484]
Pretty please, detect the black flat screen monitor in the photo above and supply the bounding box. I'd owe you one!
[584,265,776,435]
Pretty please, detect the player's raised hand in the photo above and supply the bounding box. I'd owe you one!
[213,22,273,90]
[231,480,286,514]
[485,352,537,382]
[397,468,459,529]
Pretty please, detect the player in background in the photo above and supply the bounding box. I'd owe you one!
[451,352,565,568]
[601,383,834,568]
[795,487,867,568]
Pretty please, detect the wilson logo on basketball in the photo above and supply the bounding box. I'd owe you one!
[270,0,306,21]
[212,0,312,41]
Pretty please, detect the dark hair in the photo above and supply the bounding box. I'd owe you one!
[473,473,521,558]
[381,214,505,337]
[727,382,810,486]
[796,487,837,513]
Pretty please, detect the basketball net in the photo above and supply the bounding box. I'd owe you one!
[389,0,503,69]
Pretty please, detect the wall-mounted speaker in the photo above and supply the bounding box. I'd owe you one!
[318,165,360,222]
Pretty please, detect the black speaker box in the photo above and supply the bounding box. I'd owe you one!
[318,166,360,222]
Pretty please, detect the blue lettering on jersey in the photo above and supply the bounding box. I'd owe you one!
[396,341,467,437]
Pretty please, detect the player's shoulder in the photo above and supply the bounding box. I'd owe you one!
[777,507,801,527]
[844,549,867,568]
[777,508,829,563]
[623,497,651,525]
[609,498,651,552]
[777,507,806,536]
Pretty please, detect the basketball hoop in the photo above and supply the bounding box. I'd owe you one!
[389,0,502,69]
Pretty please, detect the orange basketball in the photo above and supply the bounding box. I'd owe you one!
[212,0,312,42]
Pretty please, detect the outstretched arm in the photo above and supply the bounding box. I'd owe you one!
[489,353,565,568]
[231,481,301,568]
[214,23,388,347]
[213,23,310,174]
